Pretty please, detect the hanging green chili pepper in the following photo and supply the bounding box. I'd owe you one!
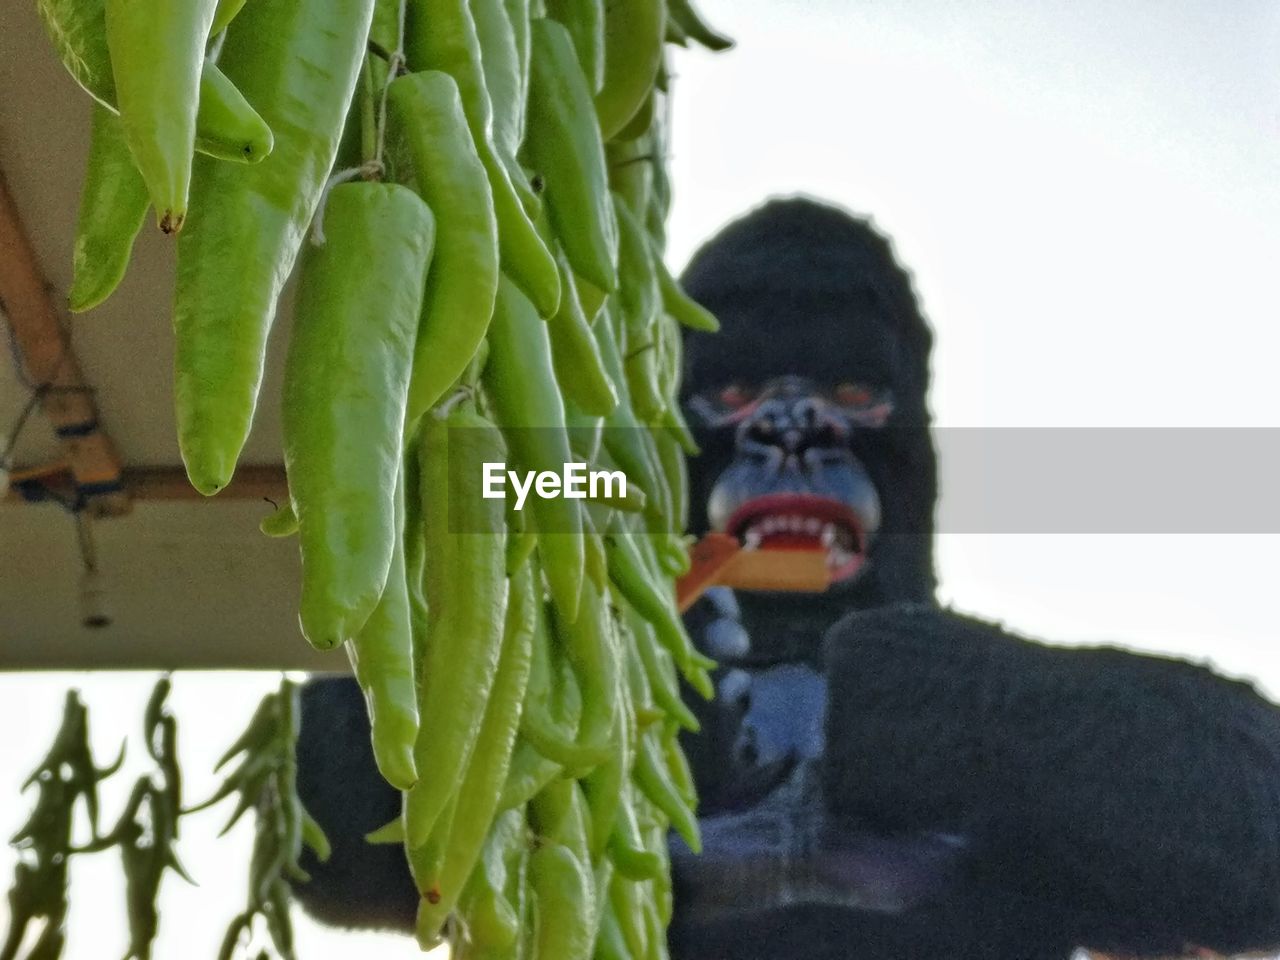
[530,842,595,960]
[347,467,420,791]
[404,401,509,849]
[387,70,501,427]
[470,0,527,167]
[525,18,619,293]
[605,529,712,696]
[595,0,665,140]
[104,0,219,232]
[174,0,374,495]
[282,181,432,651]
[544,0,605,93]
[69,106,150,313]
[413,560,535,940]
[653,238,719,331]
[549,575,619,767]
[483,275,585,623]
[634,726,700,852]
[668,0,734,51]
[193,61,275,164]
[405,0,561,315]
[547,248,619,417]
[608,871,650,960]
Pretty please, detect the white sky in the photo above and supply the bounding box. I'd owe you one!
[3,1,1279,957]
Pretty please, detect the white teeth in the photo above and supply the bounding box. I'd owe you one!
[820,524,836,547]
[828,547,852,569]
[744,530,762,550]
[805,519,821,535]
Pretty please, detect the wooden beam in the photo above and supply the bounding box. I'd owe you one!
[0,167,130,517]
[3,464,288,504]
[125,464,287,501]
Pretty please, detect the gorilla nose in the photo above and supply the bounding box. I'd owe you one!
[740,395,844,456]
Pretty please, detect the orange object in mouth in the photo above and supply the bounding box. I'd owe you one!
[675,532,832,613]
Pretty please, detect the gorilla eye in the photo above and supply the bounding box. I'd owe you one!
[835,383,872,407]
[719,384,754,409]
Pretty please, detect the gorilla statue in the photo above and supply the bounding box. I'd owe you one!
[292,198,1280,960]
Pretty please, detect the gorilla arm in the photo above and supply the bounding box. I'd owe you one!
[672,604,1280,960]
[822,605,1280,958]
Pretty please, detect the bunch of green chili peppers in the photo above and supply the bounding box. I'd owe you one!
[36,0,731,955]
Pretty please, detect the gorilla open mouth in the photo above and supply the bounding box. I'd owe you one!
[725,493,866,582]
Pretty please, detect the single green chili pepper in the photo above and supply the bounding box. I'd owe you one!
[608,871,650,960]
[626,612,699,732]
[525,19,619,293]
[595,0,665,140]
[547,248,618,417]
[484,275,585,624]
[594,896,632,960]
[605,530,712,696]
[406,0,560,315]
[565,395,604,463]
[582,514,610,592]
[606,135,654,216]
[581,687,629,859]
[634,725,700,852]
[456,860,520,958]
[282,182,433,650]
[520,622,607,772]
[612,194,661,337]
[347,467,419,791]
[458,807,529,960]
[386,71,500,427]
[413,559,536,940]
[411,789,459,948]
[612,196,665,422]
[502,0,531,111]
[668,0,734,51]
[193,60,275,164]
[607,785,663,881]
[594,312,671,525]
[544,0,605,93]
[665,13,689,47]
[259,502,298,538]
[614,90,655,142]
[549,575,619,767]
[69,106,150,313]
[663,722,698,810]
[642,895,667,960]
[652,422,690,534]
[470,0,526,167]
[364,816,404,845]
[174,0,374,495]
[652,239,718,332]
[36,0,116,109]
[402,429,431,669]
[404,402,510,849]
[530,842,595,960]
[497,740,562,814]
[530,779,592,863]
[104,0,219,232]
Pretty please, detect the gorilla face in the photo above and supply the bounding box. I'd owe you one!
[679,198,939,665]
[686,375,888,585]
